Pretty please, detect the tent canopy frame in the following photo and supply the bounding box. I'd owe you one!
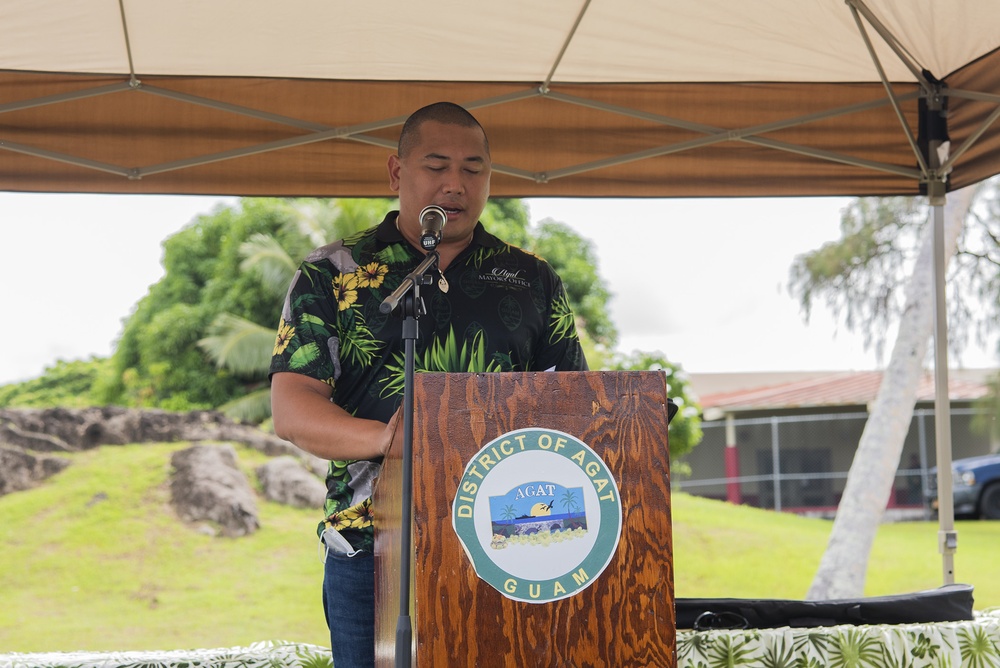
[2,1,999,197]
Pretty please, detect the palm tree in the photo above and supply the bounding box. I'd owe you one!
[198,313,279,423]
[198,198,393,423]
[560,489,580,513]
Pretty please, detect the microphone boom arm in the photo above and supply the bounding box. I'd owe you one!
[379,250,439,315]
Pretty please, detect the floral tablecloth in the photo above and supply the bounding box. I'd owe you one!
[676,608,1000,667]
[0,641,333,668]
[3,610,999,667]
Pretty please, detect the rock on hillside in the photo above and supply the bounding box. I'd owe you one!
[257,456,327,510]
[0,406,303,455]
[0,447,71,495]
[170,444,261,537]
[0,406,326,496]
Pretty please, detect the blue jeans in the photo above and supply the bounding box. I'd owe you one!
[323,550,375,667]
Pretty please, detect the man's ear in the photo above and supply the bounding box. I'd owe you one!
[387,154,401,193]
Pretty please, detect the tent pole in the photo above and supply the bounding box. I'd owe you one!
[925,82,958,583]
[931,192,957,585]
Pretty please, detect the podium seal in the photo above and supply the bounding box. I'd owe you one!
[451,427,622,603]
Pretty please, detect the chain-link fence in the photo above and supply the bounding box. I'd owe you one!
[675,407,993,517]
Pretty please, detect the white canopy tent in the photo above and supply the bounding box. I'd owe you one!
[3,0,1000,582]
[2,0,1000,197]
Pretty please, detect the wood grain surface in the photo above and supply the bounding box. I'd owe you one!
[375,371,674,667]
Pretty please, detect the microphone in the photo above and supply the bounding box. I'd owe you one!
[418,205,447,251]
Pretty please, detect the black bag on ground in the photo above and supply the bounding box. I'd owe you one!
[675,583,974,630]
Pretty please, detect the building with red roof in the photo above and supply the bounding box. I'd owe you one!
[678,369,998,518]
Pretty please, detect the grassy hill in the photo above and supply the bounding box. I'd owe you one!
[1,441,997,653]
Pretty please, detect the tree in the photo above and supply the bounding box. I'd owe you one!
[531,218,617,350]
[0,357,110,408]
[95,198,395,412]
[196,199,394,422]
[789,182,1000,365]
[95,201,277,408]
[789,182,992,599]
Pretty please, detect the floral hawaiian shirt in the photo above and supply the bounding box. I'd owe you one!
[269,211,588,551]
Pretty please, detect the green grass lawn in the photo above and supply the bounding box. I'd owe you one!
[1,443,996,653]
[672,491,998,605]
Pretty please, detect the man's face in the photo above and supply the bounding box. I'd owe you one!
[388,120,491,243]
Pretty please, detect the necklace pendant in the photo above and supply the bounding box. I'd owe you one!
[438,272,450,293]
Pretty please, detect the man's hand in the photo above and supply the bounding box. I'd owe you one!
[380,407,405,456]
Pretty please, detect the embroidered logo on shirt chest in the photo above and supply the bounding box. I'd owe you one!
[479,267,530,289]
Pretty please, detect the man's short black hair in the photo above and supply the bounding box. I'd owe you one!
[397,102,490,158]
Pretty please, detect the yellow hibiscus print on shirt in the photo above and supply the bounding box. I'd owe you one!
[326,498,375,531]
[355,262,388,289]
[273,320,294,355]
[333,273,360,311]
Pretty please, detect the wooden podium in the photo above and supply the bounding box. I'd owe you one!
[374,371,675,667]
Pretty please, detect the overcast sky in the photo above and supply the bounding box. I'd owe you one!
[1,192,996,386]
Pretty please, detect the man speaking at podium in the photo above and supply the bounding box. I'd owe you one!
[268,101,588,666]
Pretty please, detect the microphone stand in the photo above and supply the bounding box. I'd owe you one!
[379,249,440,668]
